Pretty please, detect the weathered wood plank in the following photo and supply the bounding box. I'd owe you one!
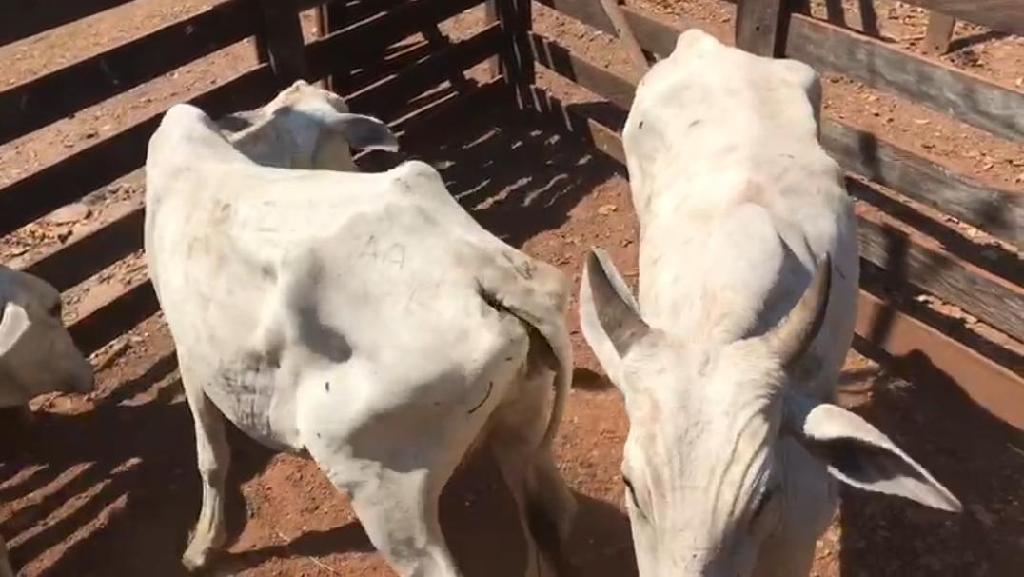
[256,0,309,84]
[25,205,144,293]
[69,278,157,356]
[316,0,417,92]
[923,11,956,55]
[346,24,502,116]
[899,0,1024,37]
[524,86,626,162]
[854,289,1024,431]
[316,0,349,91]
[735,0,786,56]
[0,65,278,237]
[0,0,138,45]
[485,1,502,77]
[527,85,1023,428]
[785,13,1024,141]
[820,119,1022,248]
[492,0,536,107]
[341,40,434,94]
[528,32,635,110]
[855,205,1024,342]
[532,41,1024,334]
[543,1,1023,141]
[305,0,485,78]
[531,30,1022,249]
[526,74,1023,332]
[536,0,686,57]
[0,0,258,144]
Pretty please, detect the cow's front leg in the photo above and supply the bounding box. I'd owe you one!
[180,371,231,571]
[324,462,461,577]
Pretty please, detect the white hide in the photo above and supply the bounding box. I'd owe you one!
[0,265,94,577]
[216,80,398,171]
[580,30,959,577]
[0,265,93,407]
[145,98,575,576]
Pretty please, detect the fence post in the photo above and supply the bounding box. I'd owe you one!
[736,0,791,57]
[487,0,535,109]
[317,0,349,91]
[255,0,308,87]
[924,12,956,55]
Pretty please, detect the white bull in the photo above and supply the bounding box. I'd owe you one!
[144,86,576,576]
[579,30,960,577]
[0,265,94,577]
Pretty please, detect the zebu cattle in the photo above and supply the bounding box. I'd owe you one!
[0,265,94,577]
[144,86,575,576]
[579,29,960,577]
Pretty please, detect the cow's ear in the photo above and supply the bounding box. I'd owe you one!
[325,113,399,152]
[783,395,961,512]
[579,248,647,386]
[0,301,31,355]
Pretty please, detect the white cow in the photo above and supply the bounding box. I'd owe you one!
[145,87,576,576]
[0,265,94,577]
[579,30,960,577]
[215,80,399,171]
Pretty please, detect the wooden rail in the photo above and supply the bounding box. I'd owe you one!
[521,16,1023,423]
[0,0,139,45]
[540,0,1024,142]
[785,14,1024,143]
[1,0,497,357]
[899,0,1024,37]
[0,0,259,144]
[526,31,1023,338]
[527,81,1024,427]
[819,121,1022,249]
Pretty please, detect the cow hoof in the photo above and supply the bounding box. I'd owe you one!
[181,541,214,572]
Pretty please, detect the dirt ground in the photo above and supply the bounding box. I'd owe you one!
[1,1,1022,576]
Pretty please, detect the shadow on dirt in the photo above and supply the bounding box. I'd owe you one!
[0,99,628,576]
[838,340,1024,576]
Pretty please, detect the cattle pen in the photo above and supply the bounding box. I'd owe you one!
[0,0,1021,575]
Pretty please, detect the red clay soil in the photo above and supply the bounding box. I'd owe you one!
[1,1,1022,576]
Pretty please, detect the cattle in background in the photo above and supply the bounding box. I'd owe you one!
[144,85,576,576]
[216,79,399,171]
[579,29,960,577]
[0,265,95,577]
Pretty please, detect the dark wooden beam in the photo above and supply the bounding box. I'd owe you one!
[0,65,278,237]
[0,0,139,45]
[899,0,1024,37]
[785,13,1024,141]
[0,0,258,144]
[255,0,309,84]
[923,11,956,55]
[735,0,787,56]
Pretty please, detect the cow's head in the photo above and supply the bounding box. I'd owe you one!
[0,267,94,407]
[218,80,398,171]
[580,249,959,576]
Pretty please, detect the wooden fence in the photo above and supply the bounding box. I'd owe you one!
[516,0,1024,427]
[0,0,511,356]
[1,0,1020,427]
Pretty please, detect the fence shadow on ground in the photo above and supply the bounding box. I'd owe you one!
[0,98,629,576]
[840,289,1024,577]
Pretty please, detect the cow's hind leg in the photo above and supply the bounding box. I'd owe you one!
[490,371,577,576]
[181,374,231,571]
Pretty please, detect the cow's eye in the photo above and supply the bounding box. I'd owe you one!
[752,484,779,524]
